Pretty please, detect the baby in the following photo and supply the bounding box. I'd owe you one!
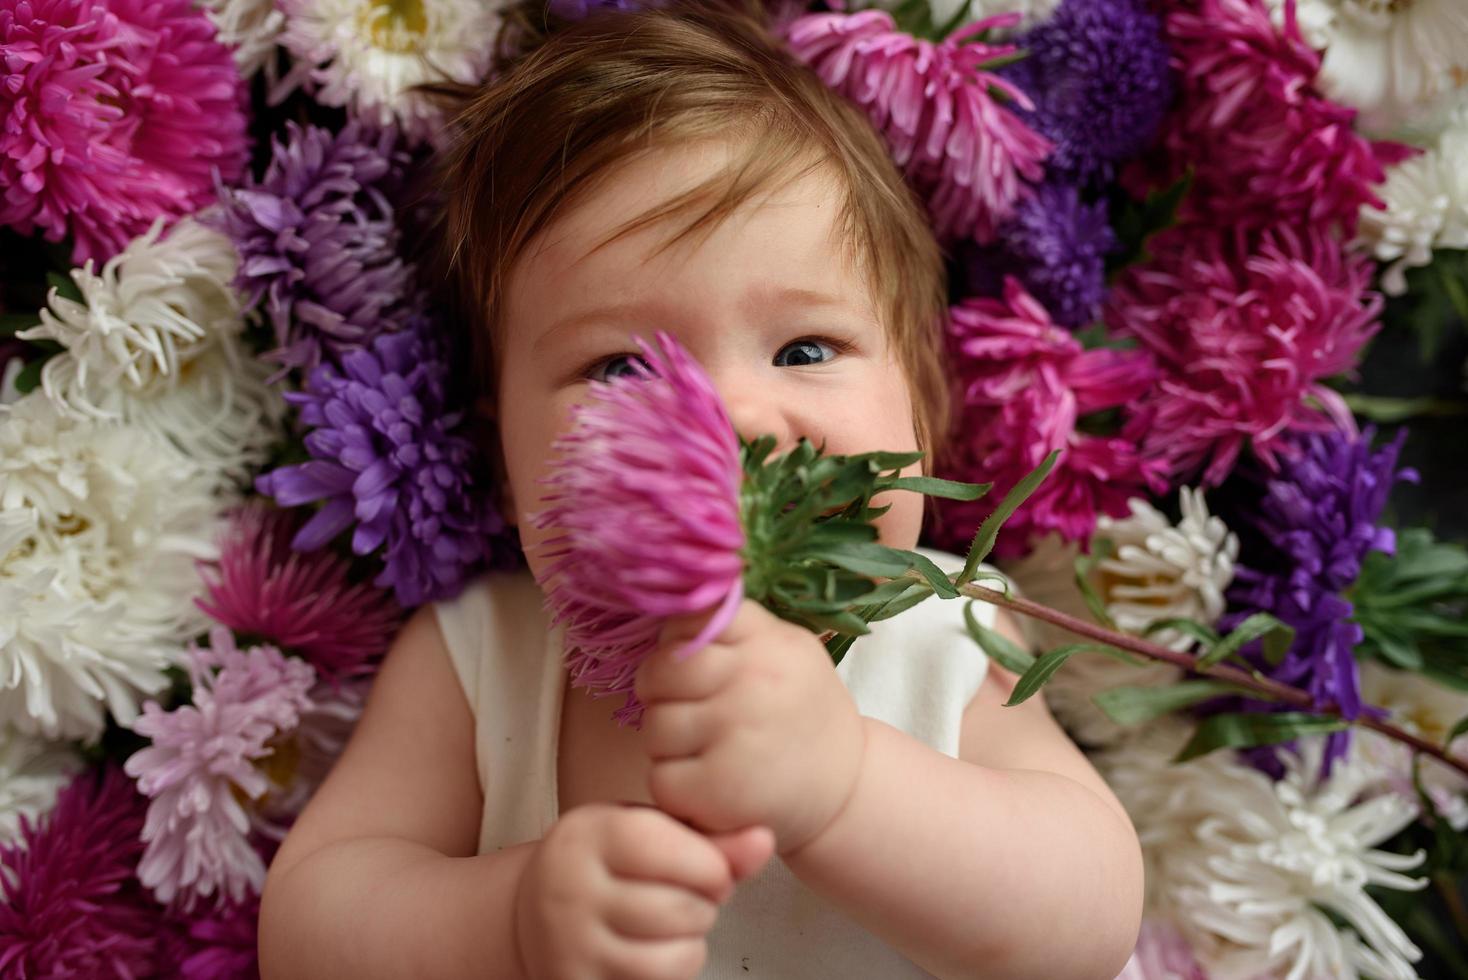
[257,3,1144,978]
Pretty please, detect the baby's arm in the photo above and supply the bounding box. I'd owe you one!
[780,609,1144,980]
[257,608,533,979]
[258,606,774,980]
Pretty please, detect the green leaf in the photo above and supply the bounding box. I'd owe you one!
[819,542,959,598]
[1173,712,1348,763]
[962,601,1035,676]
[1142,617,1221,648]
[1447,712,1468,749]
[1006,643,1136,707]
[13,355,47,394]
[44,271,84,305]
[1093,680,1239,727]
[1197,613,1294,669]
[960,449,1059,585]
[1,312,39,338]
[884,475,991,501]
[1074,538,1118,630]
[1106,170,1193,276]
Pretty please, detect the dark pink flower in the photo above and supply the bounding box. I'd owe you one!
[196,501,404,687]
[0,765,162,977]
[1107,225,1380,486]
[531,332,745,728]
[0,0,250,265]
[784,9,1051,242]
[1128,0,1413,236]
[930,278,1165,557]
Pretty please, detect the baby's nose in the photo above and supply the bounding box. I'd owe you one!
[721,381,796,456]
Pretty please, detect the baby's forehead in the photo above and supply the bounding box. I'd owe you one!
[512,142,870,312]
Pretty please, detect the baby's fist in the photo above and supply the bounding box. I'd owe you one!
[634,599,867,855]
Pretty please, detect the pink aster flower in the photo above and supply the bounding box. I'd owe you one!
[196,501,404,688]
[123,627,317,912]
[0,765,161,977]
[1129,0,1413,236]
[159,891,263,980]
[0,0,250,266]
[929,278,1165,558]
[531,331,745,728]
[784,9,1051,242]
[1107,224,1380,486]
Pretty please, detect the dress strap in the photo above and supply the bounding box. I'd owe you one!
[432,569,564,852]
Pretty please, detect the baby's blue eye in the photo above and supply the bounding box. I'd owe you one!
[578,337,845,381]
[774,339,837,367]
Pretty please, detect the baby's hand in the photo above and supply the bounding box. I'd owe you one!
[513,802,774,980]
[635,599,867,856]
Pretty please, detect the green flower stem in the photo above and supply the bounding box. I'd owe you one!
[930,573,1468,782]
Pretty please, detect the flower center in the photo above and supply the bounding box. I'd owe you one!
[360,0,429,53]
[232,734,303,810]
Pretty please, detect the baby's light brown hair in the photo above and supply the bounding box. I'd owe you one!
[423,0,951,483]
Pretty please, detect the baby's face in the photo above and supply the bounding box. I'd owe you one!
[497,140,924,583]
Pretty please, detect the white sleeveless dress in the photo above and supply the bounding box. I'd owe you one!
[432,547,1000,979]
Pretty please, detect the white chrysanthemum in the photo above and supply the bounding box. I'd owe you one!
[1098,720,1429,980]
[274,0,502,146]
[1268,0,1468,138]
[1354,660,1468,831]
[1003,489,1238,746]
[0,728,84,846]
[17,217,284,487]
[1355,105,1468,294]
[0,397,221,742]
[196,0,287,82]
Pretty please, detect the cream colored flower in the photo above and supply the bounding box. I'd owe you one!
[274,0,503,146]
[1271,0,1468,139]
[1098,720,1428,980]
[18,216,284,487]
[0,397,220,742]
[1003,489,1238,746]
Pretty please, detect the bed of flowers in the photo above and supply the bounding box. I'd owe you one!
[2,0,1466,976]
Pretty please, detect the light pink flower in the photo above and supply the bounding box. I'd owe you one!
[930,278,1165,558]
[784,9,1051,242]
[0,0,250,265]
[1113,919,1209,980]
[123,628,317,912]
[1127,0,1413,236]
[1107,225,1379,486]
[196,501,403,688]
[531,332,745,728]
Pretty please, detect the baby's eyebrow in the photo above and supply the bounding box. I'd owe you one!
[533,285,865,355]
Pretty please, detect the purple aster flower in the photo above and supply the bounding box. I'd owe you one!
[207,121,415,376]
[531,332,745,729]
[548,0,659,17]
[256,315,518,606]
[0,765,161,976]
[962,182,1117,328]
[1003,0,1173,185]
[1221,427,1417,779]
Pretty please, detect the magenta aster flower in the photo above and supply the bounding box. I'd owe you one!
[0,0,250,266]
[196,501,403,687]
[1129,0,1413,236]
[929,278,1165,557]
[1107,224,1381,486]
[784,9,1051,242]
[123,627,317,913]
[531,331,745,728]
[0,765,161,977]
[159,891,262,980]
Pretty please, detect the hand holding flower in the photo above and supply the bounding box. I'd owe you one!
[634,598,867,856]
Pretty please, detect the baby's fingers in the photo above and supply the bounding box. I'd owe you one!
[600,932,708,980]
[604,805,734,903]
[603,879,719,940]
